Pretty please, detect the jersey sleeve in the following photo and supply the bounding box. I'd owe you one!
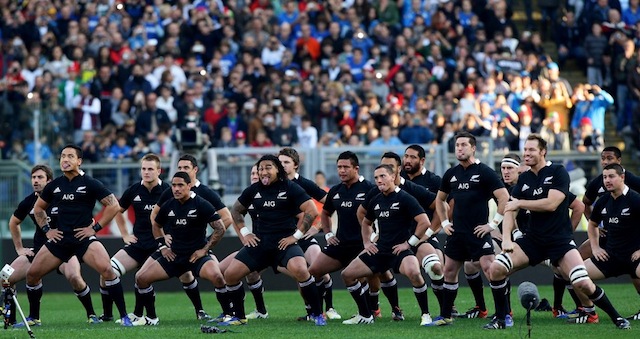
[483,165,506,192]
[439,168,453,194]
[13,196,33,221]
[403,192,426,218]
[551,166,571,196]
[155,201,170,226]
[323,186,339,214]
[625,171,640,192]
[590,195,607,225]
[413,183,436,210]
[119,185,135,210]
[39,181,54,204]
[584,176,602,202]
[89,176,113,201]
[237,184,257,208]
[361,187,379,212]
[510,180,524,200]
[199,198,221,223]
[289,181,312,208]
[200,188,226,211]
[157,189,172,207]
[302,177,328,201]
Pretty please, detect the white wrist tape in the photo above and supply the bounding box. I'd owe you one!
[425,228,435,238]
[408,235,420,246]
[325,232,335,241]
[441,219,452,229]
[240,227,251,237]
[293,230,304,240]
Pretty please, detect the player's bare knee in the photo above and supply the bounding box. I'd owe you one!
[246,271,261,284]
[406,269,424,286]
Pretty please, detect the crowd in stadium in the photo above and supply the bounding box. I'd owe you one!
[1,0,640,164]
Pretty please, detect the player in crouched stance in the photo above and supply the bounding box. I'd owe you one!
[134,172,226,325]
[578,163,640,325]
[486,134,630,330]
[341,164,432,326]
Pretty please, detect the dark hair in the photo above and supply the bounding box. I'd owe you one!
[141,153,161,167]
[405,144,426,159]
[526,133,547,152]
[62,144,83,158]
[603,163,624,175]
[337,151,359,167]
[31,164,53,180]
[257,154,287,182]
[381,152,402,167]
[278,147,300,168]
[454,131,476,147]
[375,164,395,175]
[602,146,622,159]
[315,170,325,177]
[178,154,198,168]
[172,171,191,184]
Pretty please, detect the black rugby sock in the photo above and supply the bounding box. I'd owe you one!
[248,279,267,314]
[380,278,399,309]
[105,277,127,318]
[100,287,113,318]
[490,278,508,320]
[74,285,96,317]
[466,272,486,311]
[182,279,204,313]
[589,286,623,322]
[137,285,156,319]
[26,283,43,320]
[299,277,322,316]
[324,277,334,310]
[413,284,430,314]
[227,283,246,319]
[347,282,371,317]
[442,281,458,318]
[431,278,444,315]
[552,274,566,309]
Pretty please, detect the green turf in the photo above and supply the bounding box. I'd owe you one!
[2,283,639,338]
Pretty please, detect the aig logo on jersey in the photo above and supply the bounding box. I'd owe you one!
[175,218,187,225]
[341,201,352,208]
[263,200,276,207]
[458,183,470,190]
[532,187,544,196]
[144,205,154,210]
[62,193,75,200]
[379,210,390,218]
[608,217,619,224]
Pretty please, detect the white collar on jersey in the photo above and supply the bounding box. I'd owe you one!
[546,161,552,166]
[421,167,427,175]
[140,179,163,185]
[294,172,300,180]
[358,175,365,182]
[190,191,196,198]
[400,177,406,185]
[394,186,401,193]
[78,169,85,176]
[194,180,201,187]
[622,185,630,196]
[474,159,481,164]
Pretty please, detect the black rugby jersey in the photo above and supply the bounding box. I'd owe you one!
[157,180,226,211]
[13,192,52,251]
[585,170,640,203]
[364,187,425,252]
[292,173,328,201]
[511,163,572,240]
[439,161,505,233]
[401,167,442,193]
[238,179,311,236]
[323,176,375,244]
[590,186,640,257]
[155,193,220,255]
[40,173,112,233]
[120,180,170,246]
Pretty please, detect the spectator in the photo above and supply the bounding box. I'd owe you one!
[539,112,572,151]
[538,81,573,132]
[250,129,274,148]
[272,111,299,147]
[575,117,605,153]
[135,92,171,142]
[613,38,636,132]
[72,83,102,144]
[123,63,153,101]
[148,129,174,160]
[399,114,434,144]
[297,115,319,148]
[584,23,609,86]
[79,130,101,163]
[108,133,133,161]
[623,0,640,25]
[368,124,403,155]
[555,11,586,69]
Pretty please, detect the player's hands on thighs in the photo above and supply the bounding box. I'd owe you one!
[161,247,176,261]
[278,236,297,250]
[190,249,207,263]
[364,242,378,255]
[592,247,609,261]
[392,241,410,255]
[242,233,260,247]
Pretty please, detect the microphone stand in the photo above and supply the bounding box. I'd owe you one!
[526,302,533,338]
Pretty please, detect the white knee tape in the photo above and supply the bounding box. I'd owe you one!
[422,254,443,280]
[569,265,589,284]
[495,252,513,272]
[110,258,126,278]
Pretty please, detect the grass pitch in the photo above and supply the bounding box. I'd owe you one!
[2,283,639,338]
